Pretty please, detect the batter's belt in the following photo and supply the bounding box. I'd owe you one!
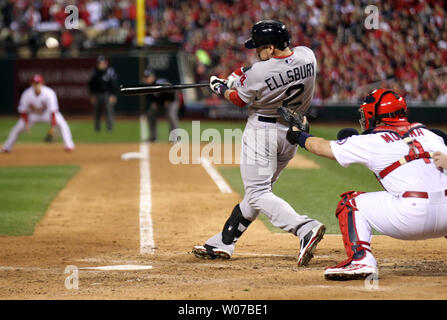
[257,115,289,127]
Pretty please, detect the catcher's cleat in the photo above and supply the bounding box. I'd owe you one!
[298,223,326,266]
[192,244,231,260]
[324,263,378,281]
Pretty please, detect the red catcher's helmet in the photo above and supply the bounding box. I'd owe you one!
[31,74,44,84]
[359,89,407,130]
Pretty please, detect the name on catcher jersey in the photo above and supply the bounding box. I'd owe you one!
[330,129,447,194]
[234,46,317,117]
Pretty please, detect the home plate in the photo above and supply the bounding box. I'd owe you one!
[121,152,146,161]
[80,265,153,271]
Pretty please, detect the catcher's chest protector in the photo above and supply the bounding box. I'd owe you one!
[370,123,432,179]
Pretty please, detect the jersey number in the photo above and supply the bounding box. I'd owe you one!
[409,139,431,164]
[240,73,247,87]
[282,83,304,109]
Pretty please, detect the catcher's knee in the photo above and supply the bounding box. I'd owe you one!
[221,204,252,245]
[336,191,370,262]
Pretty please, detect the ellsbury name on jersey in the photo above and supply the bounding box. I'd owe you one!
[265,62,315,91]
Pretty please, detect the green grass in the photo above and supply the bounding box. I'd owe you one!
[0,165,79,236]
[0,117,246,144]
[68,120,142,143]
[0,118,142,144]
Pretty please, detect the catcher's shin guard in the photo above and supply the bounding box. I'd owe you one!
[221,204,252,245]
[334,191,371,267]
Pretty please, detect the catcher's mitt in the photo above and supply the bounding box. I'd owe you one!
[277,106,309,133]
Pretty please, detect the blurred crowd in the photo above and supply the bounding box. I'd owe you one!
[0,0,446,103]
[0,0,138,55]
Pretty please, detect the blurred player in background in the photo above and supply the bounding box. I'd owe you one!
[142,69,180,142]
[88,56,119,132]
[1,74,75,153]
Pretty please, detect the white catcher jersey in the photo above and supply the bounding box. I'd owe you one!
[234,46,317,117]
[330,128,447,194]
[18,85,59,116]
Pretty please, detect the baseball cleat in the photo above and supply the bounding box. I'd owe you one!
[324,263,378,281]
[192,244,231,260]
[64,147,74,152]
[297,223,326,266]
[1,148,10,153]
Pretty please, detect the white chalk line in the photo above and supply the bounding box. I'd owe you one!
[139,113,149,141]
[139,115,155,255]
[80,265,153,271]
[199,156,232,193]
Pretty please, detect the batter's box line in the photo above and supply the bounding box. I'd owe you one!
[199,156,233,194]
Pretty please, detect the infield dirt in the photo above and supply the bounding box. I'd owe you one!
[0,144,446,299]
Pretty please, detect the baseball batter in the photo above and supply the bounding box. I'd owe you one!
[286,89,447,280]
[1,74,75,153]
[193,20,325,266]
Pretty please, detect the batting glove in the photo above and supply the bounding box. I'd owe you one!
[209,76,228,96]
[226,72,238,89]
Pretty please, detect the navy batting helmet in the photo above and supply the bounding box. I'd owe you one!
[245,20,290,50]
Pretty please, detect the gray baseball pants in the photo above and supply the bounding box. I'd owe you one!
[205,114,320,254]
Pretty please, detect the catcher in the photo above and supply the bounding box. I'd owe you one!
[281,89,447,280]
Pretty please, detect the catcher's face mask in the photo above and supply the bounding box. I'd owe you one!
[358,107,367,131]
[358,93,376,131]
[359,89,407,131]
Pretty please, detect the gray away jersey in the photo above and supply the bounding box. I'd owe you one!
[234,46,317,117]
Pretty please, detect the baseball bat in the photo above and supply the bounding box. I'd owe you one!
[120,83,209,95]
